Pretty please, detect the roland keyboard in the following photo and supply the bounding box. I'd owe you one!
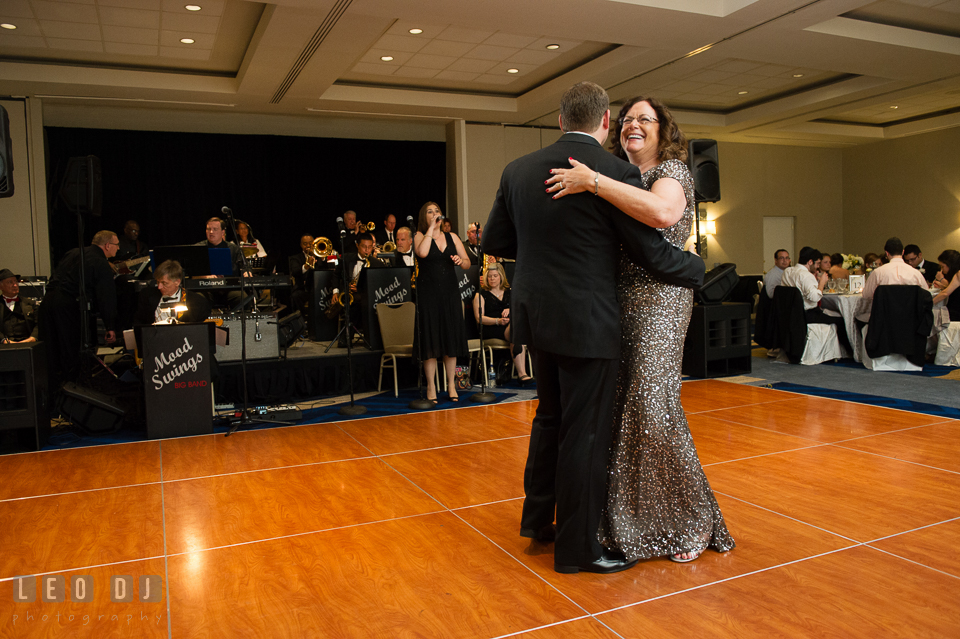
[183,275,291,290]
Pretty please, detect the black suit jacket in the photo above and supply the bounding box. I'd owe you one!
[917,260,938,284]
[373,227,397,247]
[1,298,39,341]
[288,252,317,294]
[334,254,389,287]
[482,132,704,360]
[135,288,212,326]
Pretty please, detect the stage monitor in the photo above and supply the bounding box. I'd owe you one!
[696,263,738,305]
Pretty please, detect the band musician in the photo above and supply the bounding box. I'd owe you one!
[135,260,212,326]
[1,269,38,344]
[332,232,388,330]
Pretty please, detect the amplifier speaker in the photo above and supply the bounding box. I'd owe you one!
[59,155,102,216]
[60,381,125,434]
[278,311,305,347]
[215,313,280,361]
[0,342,49,450]
[687,139,720,203]
[0,105,13,198]
[696,263,739,305]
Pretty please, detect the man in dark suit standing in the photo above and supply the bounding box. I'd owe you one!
[482,81,704,575]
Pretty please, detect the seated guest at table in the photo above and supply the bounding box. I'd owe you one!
[903,244,938,285]
[933,249,960,321]
[864,253,881,273]
[394,227,415,267]
[374,214,398,248]
[782,246,852,354]
[135,260,211,325]
[819,253,848,280]
[472,263,531,383]
[855,237,928,324]
[237,220,267,258]
[763,249,790,298]
[0,269,38,344]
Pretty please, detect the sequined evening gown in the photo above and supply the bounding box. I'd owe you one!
[600,159,735,560]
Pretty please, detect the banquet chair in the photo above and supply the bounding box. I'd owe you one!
[862,285,932,371]
[935,322,960,367]
[772,286,842,365]
[753,280,778,349]
[376,302,415,397]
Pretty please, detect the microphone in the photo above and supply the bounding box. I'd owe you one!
[406,215,415,227]
[336,217,346,236]
[221,206,233,217]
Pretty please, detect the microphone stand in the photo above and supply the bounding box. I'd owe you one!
[408,215,434,410]
[222,206,289,435]
[471,222,496,404]
[336,220,366,416]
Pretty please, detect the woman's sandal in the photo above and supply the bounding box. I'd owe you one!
[669,548,704,563]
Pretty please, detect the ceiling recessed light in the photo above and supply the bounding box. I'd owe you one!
[185,4,201,10]
[507,68,519,74]
[738,91,748,95]
[793,73,804,78]
[380,56,394,61]
[180,38,195,44]
[0,23,16,30]
[890,105,899,109]
[546,44,560,50]
[408,28,423,34]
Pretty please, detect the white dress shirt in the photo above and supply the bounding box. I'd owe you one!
[763,266,784,299]
[781,264,822,310]
[855,256,929,321]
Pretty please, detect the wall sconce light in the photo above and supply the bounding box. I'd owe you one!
[705,220,716,235]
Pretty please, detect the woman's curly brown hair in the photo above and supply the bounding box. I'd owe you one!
[610,96,687,164]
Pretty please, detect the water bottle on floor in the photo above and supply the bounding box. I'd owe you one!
[487,365,496,389]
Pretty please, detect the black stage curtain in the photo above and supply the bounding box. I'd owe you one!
[44,127,447,269]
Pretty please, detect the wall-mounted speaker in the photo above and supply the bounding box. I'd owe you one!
[687,139,720,203]
[0,105,13,199]
[59,155,102,216]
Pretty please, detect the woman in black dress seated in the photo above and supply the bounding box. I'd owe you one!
[414,201,471,402]
[472,263,531,383]
[933,249,960,321]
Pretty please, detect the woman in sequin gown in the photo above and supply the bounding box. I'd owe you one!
[548,97,734,562]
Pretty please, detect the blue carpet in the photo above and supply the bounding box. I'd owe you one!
[768,381,960,420]
[822,358,957,378]
[42,387,522,451]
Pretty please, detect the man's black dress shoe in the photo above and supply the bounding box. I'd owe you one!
[554,550,638,575]
[519,524,556,542]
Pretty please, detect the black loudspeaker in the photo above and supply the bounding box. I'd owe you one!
[688,139,720,203]
[60,382,126,433]
[278,311,305,347]
[696,263,738,305]
[59,155,102,216]
[0,105,13,198]
[0,342,49,450]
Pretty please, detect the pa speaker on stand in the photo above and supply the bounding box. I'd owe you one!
[687,139,720,203]
[0,105,14,198]
[60,156,103,216]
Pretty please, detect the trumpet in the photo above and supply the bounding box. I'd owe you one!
[356,220,376,233]
[378,240,397,253]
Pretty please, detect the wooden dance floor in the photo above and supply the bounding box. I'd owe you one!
[2,380,959,637]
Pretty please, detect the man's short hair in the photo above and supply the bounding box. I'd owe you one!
[344,210,356,219]
[559,81,609,133]
[356,232,374,245]
[774,249,789,260]
[903,243,921,257]
[396,226,411,239]
[798,246,821,266]
[884,237,904,256]
[155,260,184,282]
[206,217,224,230]
[91,230,117,247]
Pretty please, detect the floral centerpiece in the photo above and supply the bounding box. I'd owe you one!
[841,253,864,273]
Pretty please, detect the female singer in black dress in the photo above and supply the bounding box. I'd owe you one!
[414,201,471,402]
[472,262,531,382]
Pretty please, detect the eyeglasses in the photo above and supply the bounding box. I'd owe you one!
[109,242,120,247]
[620,115,658,127]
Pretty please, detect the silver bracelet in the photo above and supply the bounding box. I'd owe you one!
[594,171,600,195]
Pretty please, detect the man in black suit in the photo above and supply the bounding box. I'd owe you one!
[373,214,398,248]
[289,235,319,317]
[0,269,38,344]
[135,260,211,326]
[903,244,938,285]
[482,81,704,575]
[334,232,389,330]
[392,227,415,268]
